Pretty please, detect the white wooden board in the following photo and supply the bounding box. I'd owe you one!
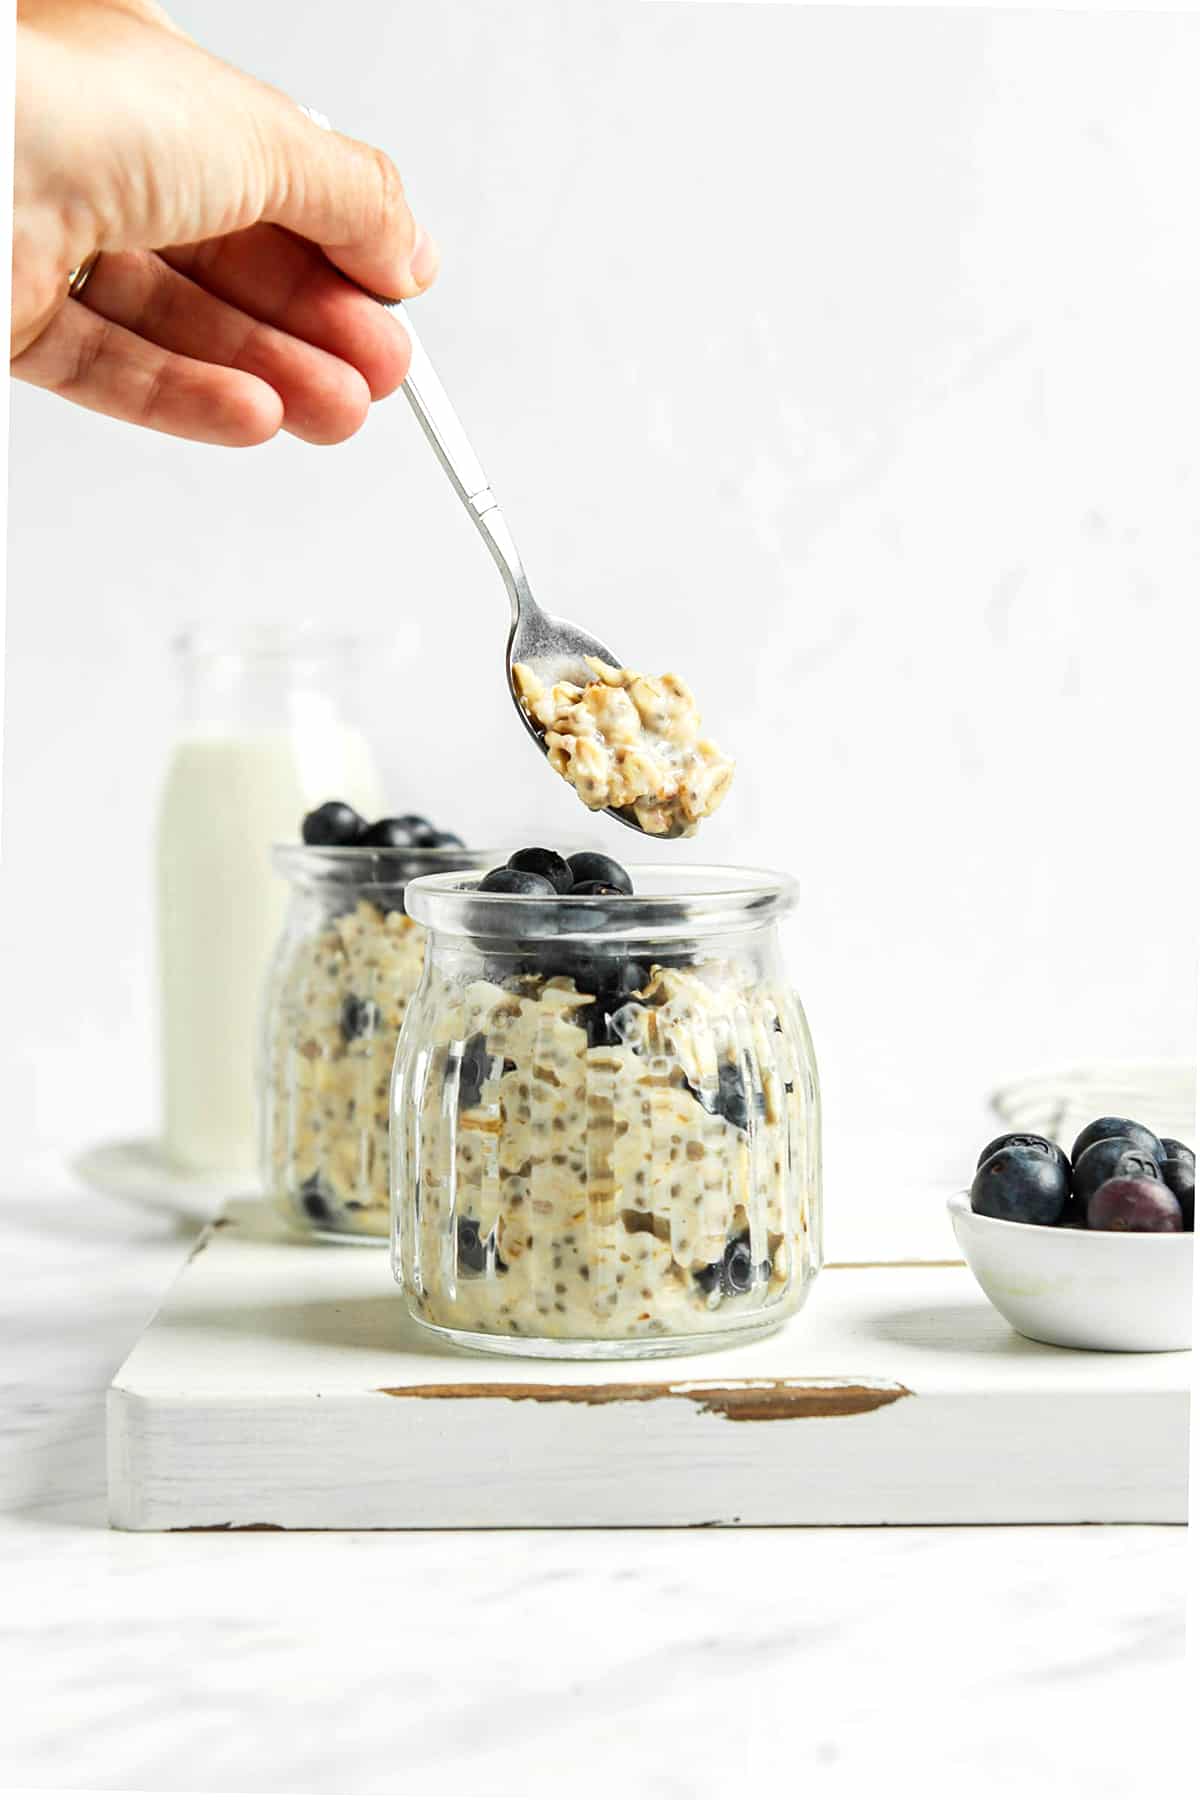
[107,1199,1190,1529]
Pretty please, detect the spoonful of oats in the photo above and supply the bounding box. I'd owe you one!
[397,306,734,839]
[511,658,733,838]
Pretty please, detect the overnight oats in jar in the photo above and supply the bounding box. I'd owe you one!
[392,852,821,1356]
[260,807,493,1240]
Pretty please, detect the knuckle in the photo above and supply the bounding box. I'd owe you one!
[64,315,111,395]
[367,147,414,248]
[138,358,169,428]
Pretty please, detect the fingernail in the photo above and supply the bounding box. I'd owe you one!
[409,227,440,291]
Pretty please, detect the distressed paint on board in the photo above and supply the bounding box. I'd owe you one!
[375,1379,913,1421]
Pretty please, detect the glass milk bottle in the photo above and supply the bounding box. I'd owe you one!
[157,627,386,1173]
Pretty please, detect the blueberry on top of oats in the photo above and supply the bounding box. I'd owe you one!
[302,800,366,846]
[506,847,574,893]
[478,867,557,896]
[566,851,632,894]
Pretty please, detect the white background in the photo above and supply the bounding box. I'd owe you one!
[3,0,1198,1258]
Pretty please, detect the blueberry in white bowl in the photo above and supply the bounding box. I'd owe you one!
[1070,1115,1165,1168]
[976,1131,1071,1183]
[1070,1137,1162,1209]
[1159,1157,1195,1230]
[950,1114,1194,1350]
[971,1142,1069,1226]
[1086,1175,1183,1234]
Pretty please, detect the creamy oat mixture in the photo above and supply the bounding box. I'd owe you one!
[264,897,425,1235]
[400,956,814,1341]
[512,657,734,837]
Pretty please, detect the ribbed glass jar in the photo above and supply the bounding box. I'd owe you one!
[260,845,495,1239]
[392,866,821,1357]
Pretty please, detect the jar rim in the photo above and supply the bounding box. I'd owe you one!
[405,863,798,942]
[272,844,501,890]
[173,622,409,663]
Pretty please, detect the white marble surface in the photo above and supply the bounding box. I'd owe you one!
[1,1168,1188,1795]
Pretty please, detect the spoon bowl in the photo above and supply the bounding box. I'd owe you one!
[504,600,690,842]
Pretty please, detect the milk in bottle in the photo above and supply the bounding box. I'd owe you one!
[157,630,386,1172]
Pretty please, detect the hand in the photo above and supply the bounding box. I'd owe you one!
[11,0,438,446]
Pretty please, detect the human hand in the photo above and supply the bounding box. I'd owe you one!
[11,0,437,445]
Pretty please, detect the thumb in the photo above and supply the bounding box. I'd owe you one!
[262,100,439,302]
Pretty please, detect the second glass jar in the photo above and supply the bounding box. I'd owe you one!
[260,844,495,1238]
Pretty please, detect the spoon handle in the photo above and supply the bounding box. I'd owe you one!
[398,305,532,618]
[294,97,532,618]
[399,304,492,515]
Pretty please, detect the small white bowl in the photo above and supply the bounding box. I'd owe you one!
[948,1192,1193,1352]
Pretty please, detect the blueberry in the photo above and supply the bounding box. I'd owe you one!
[566,852,633,895]
[695,1234,771,1298]
[970,1145,1069,1225]
[1057,1189,1088,1229]
[578,1004,618,1050]
[603,957,649,1003]
[455,1215,507,1273]
[507,847,573,893]
[686,1061,764,1133]
[456,1031,491,1110]
[977,1132,1070,1182]
[456,1216,487,1273]
[1160,1158,1195,1230]
[385,813,436,846]
[302,800,365,846]
[1087,1176,1183,1233]
[537,945,595,986]
[298,1173,332,1224]
[723,1236,756,1294]
[717,1064,754,1132]
[340,994,381,1041]
[1071,1137,1161,1209]
[478,867,556,896]
[570,880,624,897]
[1071,1116,1165,1168]
[1160,1138,1194,1168]
[360,817,418,848]
[574,959,648,1047]
[430,831,465,848]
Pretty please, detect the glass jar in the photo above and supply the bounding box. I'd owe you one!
[261,845,495,1239]
[392,866,821,1357]
[158,625,388,1174]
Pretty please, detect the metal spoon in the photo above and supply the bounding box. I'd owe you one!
[396,305,685,840]
[293,104,671,837]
